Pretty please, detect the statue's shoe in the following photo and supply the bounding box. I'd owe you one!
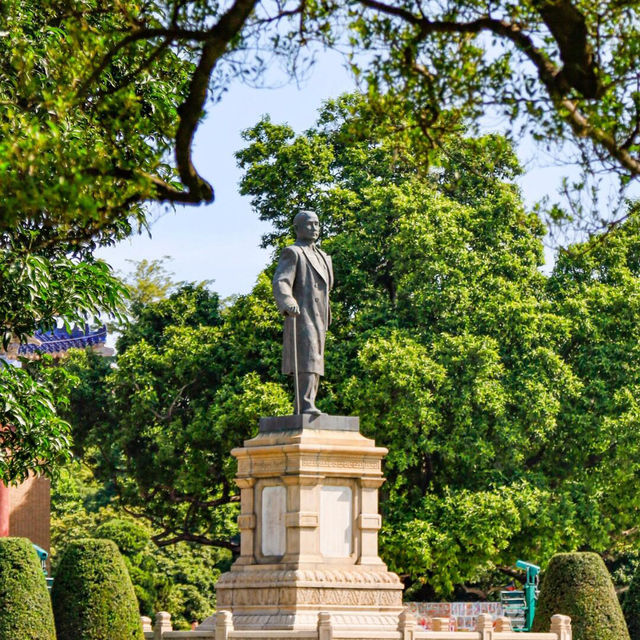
[302,406,323,416]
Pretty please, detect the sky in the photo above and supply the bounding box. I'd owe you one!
[96,49,569,299]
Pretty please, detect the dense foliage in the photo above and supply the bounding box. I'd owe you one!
[532,552,630,640]
[310,0,640,234]
[52,538,143,640]
[62,95,640,598]
[0,0,189,482]
[0,537,56,640]
[1,1,639,232]
[0,245,129,483]
[237,95,640,596]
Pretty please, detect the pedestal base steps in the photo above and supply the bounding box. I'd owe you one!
[216,565,403,631]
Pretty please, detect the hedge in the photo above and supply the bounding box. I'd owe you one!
[51,538,143,640]
[0,537,56,639]
[532,552,629,640]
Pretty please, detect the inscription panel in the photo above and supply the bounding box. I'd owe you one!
[320,485,352,558]
[261,485,286,556]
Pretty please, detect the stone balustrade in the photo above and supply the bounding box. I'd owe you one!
[142,611,572,640]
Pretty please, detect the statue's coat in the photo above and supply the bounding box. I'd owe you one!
[273,241,333,376]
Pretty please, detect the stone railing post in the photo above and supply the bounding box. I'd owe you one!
[494,618,512,632]
[141,616,153,633]
[476,613,494,640]
[550,615,572,640]
[216,610,234,640]
[154,612,172,640]
[398,609,417,640]
[318,611,333,640]
[432,618,450,631]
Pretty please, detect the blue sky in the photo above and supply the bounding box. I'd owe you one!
[96,50,567,298]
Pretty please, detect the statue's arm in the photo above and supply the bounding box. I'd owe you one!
[273,246,299,314]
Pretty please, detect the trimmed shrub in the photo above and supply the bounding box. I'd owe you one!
[51,538,143,640]
[532,552,630,640]
[623,564,640,639]
[0,537,56,639]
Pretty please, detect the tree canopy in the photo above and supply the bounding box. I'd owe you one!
[63,95,640,597]
[0,252,126,483]
[5,0,640,480]
[2,1,640,235]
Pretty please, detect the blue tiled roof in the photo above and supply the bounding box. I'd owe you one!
[18,325,107,355]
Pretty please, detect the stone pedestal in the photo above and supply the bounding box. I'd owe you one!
[215,415,403,632]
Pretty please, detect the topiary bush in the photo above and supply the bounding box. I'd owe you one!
[532,552,630,640]
[623,563,640,639]
[51,538,143,640]
[0,537,56,639]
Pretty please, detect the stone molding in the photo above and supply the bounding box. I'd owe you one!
[237,514,256,530]
[217,586,403,609]
[286,512,320,527]
[358,514,382,530]
[217,567,402,587]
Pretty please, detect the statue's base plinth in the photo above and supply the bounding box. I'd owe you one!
[259,414,359,433]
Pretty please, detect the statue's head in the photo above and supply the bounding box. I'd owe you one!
[293,210,320,243]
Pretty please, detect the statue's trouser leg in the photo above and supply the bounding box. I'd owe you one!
[298,372,320,413]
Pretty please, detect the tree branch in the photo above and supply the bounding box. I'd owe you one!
[496,565,526,582]
[531,0,601,98]
[173,0,259,203]
[358,1,574,96]
[95,37,173,98]
[77,27,212,98]
[162,487,240,509]
[78,0,260,207]
[358,0,640,180]
[152,530,239,550]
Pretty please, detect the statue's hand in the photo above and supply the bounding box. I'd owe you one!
[285,303,300,317]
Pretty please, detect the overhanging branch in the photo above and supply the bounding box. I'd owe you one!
[357,0,640,181]
[79,0,260,207]
[174,0,258,203]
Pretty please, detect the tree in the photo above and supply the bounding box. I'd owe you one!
[237,94,640,596]
[0,252,127,483]
[4,0,640,481]
[52,538,144,640]
[50,462,228,629]
[2,1,640,236]
[123,258,180,307]
[623,561,640,640]
[289,0,640,235]
[0,0,191,482]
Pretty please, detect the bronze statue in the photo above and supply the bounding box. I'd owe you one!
[273,210,333,415]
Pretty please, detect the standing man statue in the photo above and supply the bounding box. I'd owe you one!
[273,210,333,415]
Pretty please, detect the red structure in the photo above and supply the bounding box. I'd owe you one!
[0,473,51,556]
[0,477,51,552]
[0,482,9,537]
